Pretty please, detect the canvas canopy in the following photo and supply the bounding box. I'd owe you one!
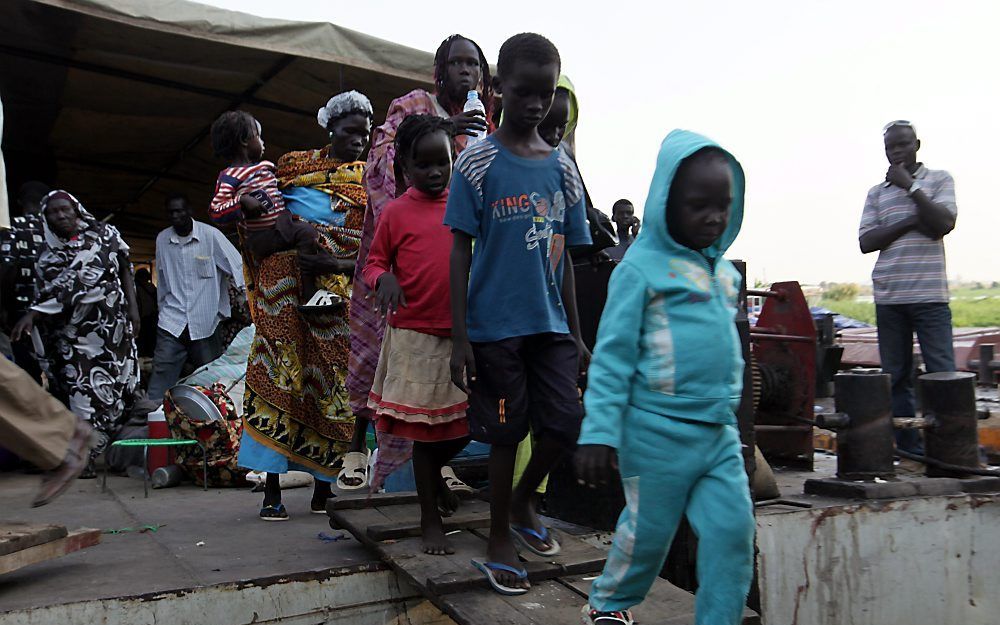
[0,0,435,258]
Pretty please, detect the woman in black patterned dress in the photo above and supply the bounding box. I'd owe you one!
[12,191,139,477]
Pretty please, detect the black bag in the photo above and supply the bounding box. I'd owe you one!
[587,206,617,252]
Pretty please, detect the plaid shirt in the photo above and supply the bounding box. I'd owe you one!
[859,165,957,304]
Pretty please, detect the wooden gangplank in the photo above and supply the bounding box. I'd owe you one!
[328,492,760,625]
[0,523,101,575]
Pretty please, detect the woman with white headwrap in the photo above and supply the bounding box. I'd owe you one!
[11,190,139,477]
[277,90,373,252]
[234,92,374,520]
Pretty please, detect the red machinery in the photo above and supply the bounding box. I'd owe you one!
[749,282,818,470]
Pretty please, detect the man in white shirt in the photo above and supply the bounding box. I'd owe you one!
[147,193,244,403]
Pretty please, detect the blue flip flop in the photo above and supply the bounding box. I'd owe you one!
[471,559,529,596]
[510,525,561,557]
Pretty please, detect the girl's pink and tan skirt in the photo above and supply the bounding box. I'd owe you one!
[368,325,469,442]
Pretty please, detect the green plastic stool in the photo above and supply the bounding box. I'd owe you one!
[101,439,208,498]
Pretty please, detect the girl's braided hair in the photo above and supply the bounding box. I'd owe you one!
[393,114,456,180]
[434,35,494,120]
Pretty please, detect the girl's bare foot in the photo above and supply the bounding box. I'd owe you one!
[421,516,455,555]
[311,480,333,512]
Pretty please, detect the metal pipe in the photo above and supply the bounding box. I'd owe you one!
[747,289,786,300]
[919,372,980,477]
[750,333,814,344]
[975,344,996,386]
[895,448,998,477]
[755,498,814,509]
[813,412,850,429]
[753,425,813,432]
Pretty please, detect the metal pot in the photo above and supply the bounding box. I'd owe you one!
[166,384,222,422]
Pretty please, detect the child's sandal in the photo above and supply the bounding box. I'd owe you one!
[441,465,474,493]
[471,559,529,596]
[298,289,345,314]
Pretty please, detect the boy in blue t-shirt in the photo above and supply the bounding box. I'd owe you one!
[445,33,592,595]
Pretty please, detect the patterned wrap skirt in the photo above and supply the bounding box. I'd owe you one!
[240,251,354,477]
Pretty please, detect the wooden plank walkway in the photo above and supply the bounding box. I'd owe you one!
[0,523,67,556]
[0,523,101,575]
[328,493,760,625]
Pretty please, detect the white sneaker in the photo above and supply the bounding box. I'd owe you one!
[581,605,635,625]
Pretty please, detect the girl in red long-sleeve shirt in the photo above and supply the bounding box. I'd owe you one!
[364,115,470,556]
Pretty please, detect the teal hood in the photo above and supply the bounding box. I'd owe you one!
[578,129,747,443]
[623,129,745,285]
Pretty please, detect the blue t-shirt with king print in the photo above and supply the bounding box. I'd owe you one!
[444,136,592,343]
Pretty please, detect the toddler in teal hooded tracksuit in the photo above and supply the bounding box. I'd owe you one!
[578,130,754,625]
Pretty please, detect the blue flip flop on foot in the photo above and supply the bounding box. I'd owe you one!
[471,559,529,596]
[510,525,561,557]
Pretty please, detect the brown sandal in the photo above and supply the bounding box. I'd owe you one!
[32,421,95,507]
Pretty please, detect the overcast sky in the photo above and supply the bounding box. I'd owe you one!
[200,0,999,286]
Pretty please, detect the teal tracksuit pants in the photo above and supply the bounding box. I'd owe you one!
[588,407,755,625]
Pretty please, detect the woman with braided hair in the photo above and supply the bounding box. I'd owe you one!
[342,35,494,491]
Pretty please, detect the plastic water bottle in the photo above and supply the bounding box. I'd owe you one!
[463,90,487,144]
[151,464,184,489]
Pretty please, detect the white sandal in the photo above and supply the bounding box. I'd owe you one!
[441,465,474,494]
[337,450,370,490]
[298,289,345,314]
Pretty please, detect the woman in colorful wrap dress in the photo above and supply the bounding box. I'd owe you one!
[232,91,372,520]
